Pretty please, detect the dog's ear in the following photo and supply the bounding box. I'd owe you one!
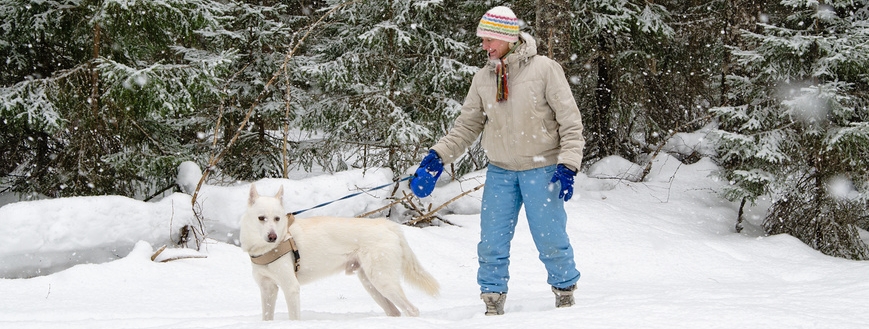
[275,185,284,205]
[248,183,259,206]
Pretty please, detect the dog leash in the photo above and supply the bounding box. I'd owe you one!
[289,175,413,216]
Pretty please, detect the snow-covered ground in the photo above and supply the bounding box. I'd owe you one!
[2,152,868,329]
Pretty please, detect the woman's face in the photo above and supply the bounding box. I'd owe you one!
[481,38,512,60]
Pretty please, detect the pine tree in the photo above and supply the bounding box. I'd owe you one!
[569,0,682,164]
[0,0,238,198]
[0,0,315,198]
[193,0,307,181]
[713,1,869,259]
[292,0,481,177]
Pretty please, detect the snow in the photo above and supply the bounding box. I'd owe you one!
[586,155,643,181]
[2,155,869,328]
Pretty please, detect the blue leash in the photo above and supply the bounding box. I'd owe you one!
[290,175,413,216]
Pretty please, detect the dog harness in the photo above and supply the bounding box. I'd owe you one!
[249,237,301,272]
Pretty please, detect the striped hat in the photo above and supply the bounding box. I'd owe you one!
[476,6,520,43]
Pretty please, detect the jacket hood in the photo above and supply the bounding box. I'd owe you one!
[486,32,537,70]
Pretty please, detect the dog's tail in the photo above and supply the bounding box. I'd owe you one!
[397,228,440,297]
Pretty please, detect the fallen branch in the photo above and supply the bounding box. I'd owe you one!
[151,245,208,263]
[639,114,712,181]
[356,193,413,218]
[406,183,485,226]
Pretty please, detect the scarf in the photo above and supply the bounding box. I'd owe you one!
[495,41,519,102]
[496,59,508,102]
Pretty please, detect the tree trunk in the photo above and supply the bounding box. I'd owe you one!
[535,0,571,65]
[735,197,746,233]
[90,22,101,120]
[595,34,615,157]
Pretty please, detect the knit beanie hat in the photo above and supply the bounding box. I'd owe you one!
[476,6,520,43]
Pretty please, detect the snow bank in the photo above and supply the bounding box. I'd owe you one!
[0,193,196,278]
[0,164,482,278]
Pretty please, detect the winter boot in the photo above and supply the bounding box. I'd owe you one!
[481,292,506,316]
[552,285,576,308]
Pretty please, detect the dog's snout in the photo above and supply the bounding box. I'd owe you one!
[267,231,277,243]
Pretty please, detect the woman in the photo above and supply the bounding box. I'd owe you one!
[411,6,584,316]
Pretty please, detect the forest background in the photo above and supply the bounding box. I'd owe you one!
[1,0,868,259]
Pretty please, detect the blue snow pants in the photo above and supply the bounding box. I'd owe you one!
[477,164,581,293]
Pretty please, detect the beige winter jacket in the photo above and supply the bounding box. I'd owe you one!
[431,32,585,172]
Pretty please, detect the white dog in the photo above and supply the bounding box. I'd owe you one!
[240,184,440,320]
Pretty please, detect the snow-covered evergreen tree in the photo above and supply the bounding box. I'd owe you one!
[0,0,315,198]
[570,0,681,164]
[294,0,480,177]
[192,1,307,181]
[712,1,869,259]
[0,0,239,198]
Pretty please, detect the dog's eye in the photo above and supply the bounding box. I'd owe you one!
[274,216,281,222]
[258,216,265,221]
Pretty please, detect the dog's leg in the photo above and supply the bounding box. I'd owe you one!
[257,277,279,321]
[357,256,420,317]
[277,273,301,320]
[370,279,419,317]
[357,269,401,317]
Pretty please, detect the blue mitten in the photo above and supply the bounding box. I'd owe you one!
[549,164,576,201]
[410,150,444,198]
